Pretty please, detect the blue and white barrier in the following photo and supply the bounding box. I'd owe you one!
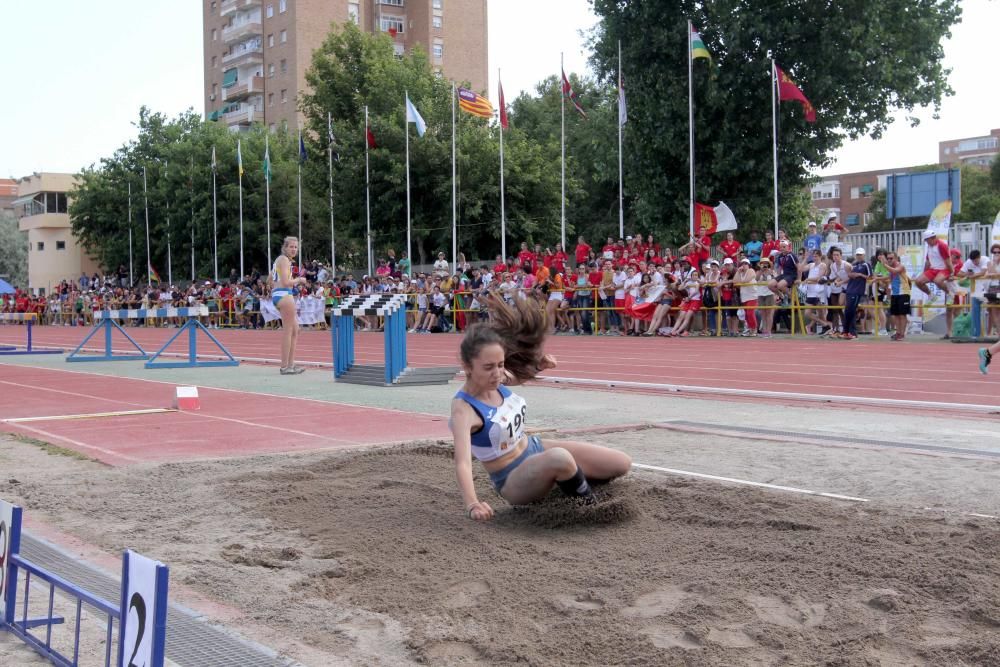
[331,294,408,384]
[1,499,168,667]
[0,313,63,356]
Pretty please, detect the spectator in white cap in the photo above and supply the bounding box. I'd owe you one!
[914,229,954,296]
[840,247,871,340]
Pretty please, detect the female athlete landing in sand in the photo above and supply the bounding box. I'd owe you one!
[450,297,632,521]
[271,236,307,375]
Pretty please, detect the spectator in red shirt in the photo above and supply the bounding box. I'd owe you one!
[574,236,592,267]
[761,231,780,262]
[719,232,741,262]
[644,234,661,256]
[680,234,712,269]
[551,243,568,275]
[492,255,507,276]
[601,237,616,257]
[516,242,535,273]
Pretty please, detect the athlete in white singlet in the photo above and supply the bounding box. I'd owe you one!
[450,300,632,522]
[272,236,308,375]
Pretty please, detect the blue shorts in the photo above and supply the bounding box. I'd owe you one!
[271,288,294,307]
[488,435,544,493]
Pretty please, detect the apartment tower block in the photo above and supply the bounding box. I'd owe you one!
[203,0,488,131]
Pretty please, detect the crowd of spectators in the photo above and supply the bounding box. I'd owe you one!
[4,219,999,340]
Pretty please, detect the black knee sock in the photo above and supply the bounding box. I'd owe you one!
[556,467,592,498]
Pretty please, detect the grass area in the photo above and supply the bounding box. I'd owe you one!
[10,433,100,463]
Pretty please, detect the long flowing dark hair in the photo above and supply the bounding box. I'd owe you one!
[460,295,547,382]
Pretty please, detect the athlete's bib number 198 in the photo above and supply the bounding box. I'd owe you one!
[506,405,527,440]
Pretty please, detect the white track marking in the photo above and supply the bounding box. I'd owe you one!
[537,375,1000,414]
[7,422,140,464]
[632,462,870,502]
[3,408,175,423]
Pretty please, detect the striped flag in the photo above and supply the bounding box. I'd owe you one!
[263,137,271,182]
[211,145,217,174]
[236,139,244,178]
[618,71,627,126]
[149,264,162,283]
[327,112,340,162]
[691,26,711,61]
[561,69,586,118]
[457,87,493,119]
[298,131,308,163]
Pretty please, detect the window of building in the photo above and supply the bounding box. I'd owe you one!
[281,89,288,103]
[348,2,360,23]
[280,29,287,43]
[432,43,443,60]
[433,0,442,7]
[846,214,860,226]
[266,3,274,18]
[211,1,216,11]
[37,242,44,251]
[850,186,860,199]
[432,15,442,28]
[380,15,404,33]
[268,63,275,77]
[212,83,218,97]
[863,212,873,226]
[56,240,66,250]
[382,0,404,6]
[211,55,217,68]
[860,184,874,198]
[279,0,287,12]
[268,92,274,106]
[944,147,951,155]
[212,28,217,41]
[280,58,287,73]
[268,33,274,47]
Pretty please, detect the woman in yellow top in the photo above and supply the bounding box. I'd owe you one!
[270,236,308,375]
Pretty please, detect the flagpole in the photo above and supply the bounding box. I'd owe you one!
[618,40,625,239]
[165,161,172,286]
[143,166,151,286]
[365,105,373,277]
[771,59,779,237]
[560,52,566,250]
[688,21,695,240]
[212,146,218,283]
[499,68,507,261]
[405,91,412,275]
[190,157,195,282]
[328,111,336,273]
[265,134,272,269]
[451,81,457,273]
[297,127,303,268]
[127,181,134,286]
[238,140,245,279]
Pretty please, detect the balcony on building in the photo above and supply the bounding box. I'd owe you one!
[222,103,259,126]
[220,0,262,18]
[222,16,262,45]
[223,75,264,102]
[222,41,263,67]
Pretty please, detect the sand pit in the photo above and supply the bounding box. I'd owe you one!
[2,438,999,665]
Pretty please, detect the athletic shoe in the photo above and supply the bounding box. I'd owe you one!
[279,366,305,375]
[979,348,991,375]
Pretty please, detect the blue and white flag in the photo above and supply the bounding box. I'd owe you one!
[405,94,427,137]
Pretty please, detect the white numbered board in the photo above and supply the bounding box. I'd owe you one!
[119,550,166,667]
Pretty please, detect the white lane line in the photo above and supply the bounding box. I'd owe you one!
[537,375,1000,414]
[632,462,870,503]
[4,408,175,424]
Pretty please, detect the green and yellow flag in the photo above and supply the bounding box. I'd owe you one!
[691,26,711,61]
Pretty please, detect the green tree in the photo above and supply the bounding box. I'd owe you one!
[0,211,28,288]
[300,23,562,264]
[589,0,961,240]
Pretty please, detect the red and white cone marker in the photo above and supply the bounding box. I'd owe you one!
[174,386,200,411]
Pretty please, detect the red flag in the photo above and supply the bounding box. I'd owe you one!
[366,122,376,149]
[498,80,508,130]
[694,203,718,235]
[775,65,816,123]
[561,69,587,118]
[388,27,397,38]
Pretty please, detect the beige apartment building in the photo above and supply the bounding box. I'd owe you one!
[203,0,488,131]
[12,173,101,295]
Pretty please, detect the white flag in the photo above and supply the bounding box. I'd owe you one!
[405,94,427,137]
[714,201,738,231]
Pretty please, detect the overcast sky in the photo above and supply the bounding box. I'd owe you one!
[2,0,996,179]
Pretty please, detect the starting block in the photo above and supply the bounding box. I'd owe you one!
[173,386,200,410]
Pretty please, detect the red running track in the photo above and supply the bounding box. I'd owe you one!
[1,325,997,408]
[0,364,449,466]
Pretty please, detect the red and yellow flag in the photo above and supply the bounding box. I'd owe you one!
[775,65,816,123]
[457,87,493,119]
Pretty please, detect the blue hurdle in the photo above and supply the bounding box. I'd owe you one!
[1,499,169,667]
[331,294,408,384]
[139,307,239,369]
[0,313,64,356]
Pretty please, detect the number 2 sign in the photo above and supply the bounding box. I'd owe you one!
[118,550,169,667]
